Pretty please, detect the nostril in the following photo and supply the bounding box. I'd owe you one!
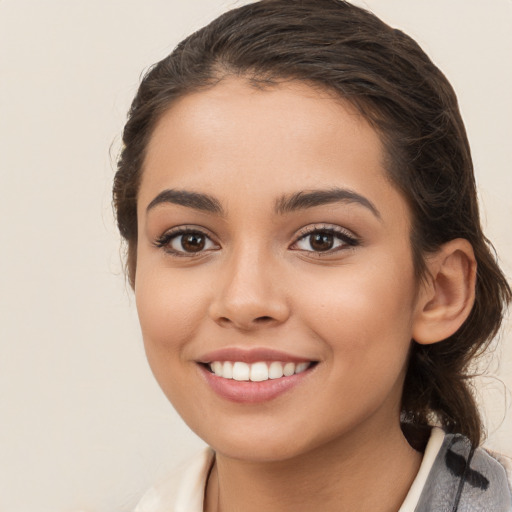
[215,315,276,330]
[254,316,274,323]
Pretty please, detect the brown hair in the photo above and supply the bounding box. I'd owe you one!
[113,0,511,446]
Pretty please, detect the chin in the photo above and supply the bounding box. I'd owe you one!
[211,435,311,463]
[188,413,338,464]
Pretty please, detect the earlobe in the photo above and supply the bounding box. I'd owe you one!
[412,239,477,345]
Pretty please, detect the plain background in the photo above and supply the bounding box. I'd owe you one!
[0,1,510,511]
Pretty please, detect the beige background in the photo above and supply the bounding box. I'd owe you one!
[0,1,510,511]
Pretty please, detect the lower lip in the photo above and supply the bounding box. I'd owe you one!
[199,364,315,403]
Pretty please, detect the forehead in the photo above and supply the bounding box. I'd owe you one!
[139,78,405,221]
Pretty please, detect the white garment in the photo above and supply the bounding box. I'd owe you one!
[135,427,446,512]
[398,426,445,511]
[135,448,214,512]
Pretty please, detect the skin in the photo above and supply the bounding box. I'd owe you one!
[134,78,475,512]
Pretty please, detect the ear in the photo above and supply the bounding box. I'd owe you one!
[412,239,477,345]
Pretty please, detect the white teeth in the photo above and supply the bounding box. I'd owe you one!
[268,361,284,379]
[232,362,250,381]
[211,361,223,376]
[222,361,233,379]
[295,362,309,374]
[283,362,295,377]
[250,362,269,382]
[208,361,312,381]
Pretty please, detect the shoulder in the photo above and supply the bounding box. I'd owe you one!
[134,448,215,512]
[483,447,512,494]
[416,433,512,512]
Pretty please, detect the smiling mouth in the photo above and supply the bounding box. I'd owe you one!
[204,360,317,382]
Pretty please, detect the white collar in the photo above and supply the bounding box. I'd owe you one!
[135,428,446,512]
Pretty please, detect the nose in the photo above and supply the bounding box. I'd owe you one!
[208,246,290,331]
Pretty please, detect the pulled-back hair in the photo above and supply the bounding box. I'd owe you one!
[113,0,511,446]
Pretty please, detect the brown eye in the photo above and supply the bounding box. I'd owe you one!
[154,228,218,255]
[180,233,206,252]
[309,233,334,251]
[292,227,358,254]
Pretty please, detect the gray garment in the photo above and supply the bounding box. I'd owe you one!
[416,434,512,511]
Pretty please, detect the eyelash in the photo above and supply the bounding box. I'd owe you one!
[291,225,360,254]
[153,226,218,257]
[153,224,359,257]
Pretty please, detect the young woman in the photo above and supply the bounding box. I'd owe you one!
[113,1,512,510]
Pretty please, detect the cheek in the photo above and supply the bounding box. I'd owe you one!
[135,264,210,368]
[134,266,213,415]
[292,261,417,427]
[294,253,417,361]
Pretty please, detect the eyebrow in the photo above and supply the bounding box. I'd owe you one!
[146,189,224,215]
[146,187,380,219]
[274,188,381,219]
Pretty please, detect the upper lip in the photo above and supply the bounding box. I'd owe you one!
[197,347,315,364]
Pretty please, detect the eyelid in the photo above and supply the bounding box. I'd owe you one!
[290,224,360,253]
[153,225,220,256]
[295,223,358,240]
[152,223,359,256]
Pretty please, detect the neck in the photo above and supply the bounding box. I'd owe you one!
[205,420,422,512]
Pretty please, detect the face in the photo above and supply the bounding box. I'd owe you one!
[135,78,421,462]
